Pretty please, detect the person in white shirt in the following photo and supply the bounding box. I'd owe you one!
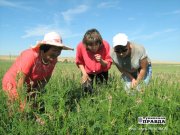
[111,33,152,92]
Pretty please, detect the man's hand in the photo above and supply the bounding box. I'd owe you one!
[131,78,138,89]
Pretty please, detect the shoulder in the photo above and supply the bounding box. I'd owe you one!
[131,42,148,60]
[102,40,111,50]
[77,42,84,48]
[102,40,110,47]
[77,42,85,50]
[22,48,38,55]
[20,48,38,60]
[131,42,145,51]
[77,42,86,52]
[131,42,147,56]
[110,49,117,60]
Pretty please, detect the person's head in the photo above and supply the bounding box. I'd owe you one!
[113,33,130,58]
[33,31,73,63]
[37,32,63,62]
[33,32,74,62]
[40,44,62,61]
[83,28,103,53]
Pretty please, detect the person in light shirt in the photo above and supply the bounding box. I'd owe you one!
[76,28,112,93]
[2,32,73,112]
[111,33,152,92]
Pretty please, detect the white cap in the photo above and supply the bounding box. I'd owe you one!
[113,33,128,47]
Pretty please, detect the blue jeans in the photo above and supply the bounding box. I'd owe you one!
[121,64,152,91]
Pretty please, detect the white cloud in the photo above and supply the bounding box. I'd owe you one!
[159,10,180,15]
[164,28,177,32]
[172,10,180,14]
[0,0,20,8]
[22,9,83,39]
[0,0,37,10]
[61,5,89,24]
[132,28,177,40]
[97,1,119,8]
[128,17,135,21]
[22,25,52,38]
[22,24,81,39]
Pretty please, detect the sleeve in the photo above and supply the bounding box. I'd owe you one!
[16,49,36,75]
[75,43,85,67]
[140,46,148,60]
[104,41,113,70]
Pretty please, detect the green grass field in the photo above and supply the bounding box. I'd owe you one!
[0,60,179,134]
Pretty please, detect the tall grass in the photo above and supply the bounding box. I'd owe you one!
[0,61,179,134]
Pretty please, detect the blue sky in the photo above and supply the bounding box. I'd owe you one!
[0,0,180,62]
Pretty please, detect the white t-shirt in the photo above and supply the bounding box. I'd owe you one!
[111,42,151,73]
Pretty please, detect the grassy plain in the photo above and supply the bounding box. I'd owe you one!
[0,59,179,134]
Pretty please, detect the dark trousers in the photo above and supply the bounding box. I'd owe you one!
[88,71,108,84]
[82,71,108,94]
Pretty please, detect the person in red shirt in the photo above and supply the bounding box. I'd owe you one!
[76,28,112,93]
[2,31,73,112]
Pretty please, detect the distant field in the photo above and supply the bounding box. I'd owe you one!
[0,55,180,64]
[0,59,179,134]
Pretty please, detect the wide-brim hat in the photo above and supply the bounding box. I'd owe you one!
[32,32,74,50]
[113,33,128,47]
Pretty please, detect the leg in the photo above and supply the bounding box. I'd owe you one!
[121,73,132,91]
[88,74,95,86]
[82,74,94,94]
[95,71,108,84]
[143,64,152,85]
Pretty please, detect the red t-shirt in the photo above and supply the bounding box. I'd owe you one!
[2,48,57,98]
[76,40,112,74]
